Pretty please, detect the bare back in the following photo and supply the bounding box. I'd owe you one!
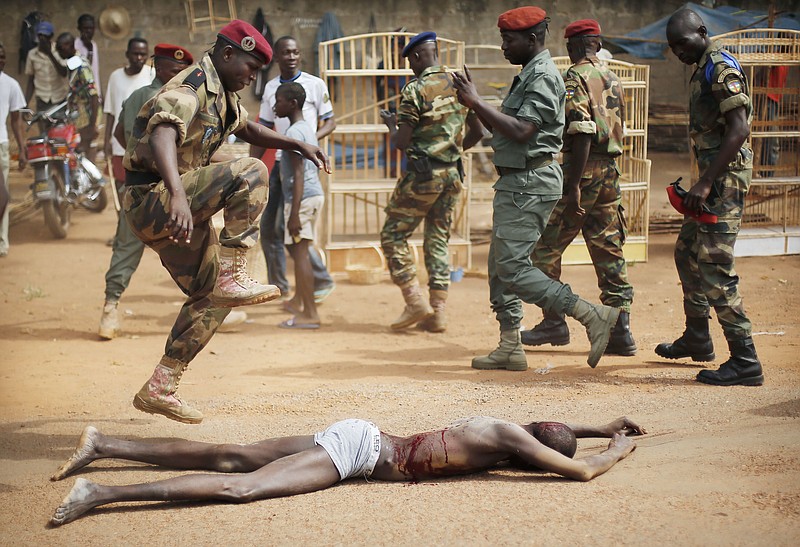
[371,417,527,481]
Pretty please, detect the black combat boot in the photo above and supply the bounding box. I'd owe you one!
[697,338,764,386]
[604,311,637,356]
[655,316,715,362]
[520,310,570,347]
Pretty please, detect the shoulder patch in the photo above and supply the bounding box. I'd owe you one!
[565,79,579,101]
[717,67,743,84]
[182,68,206,91]
[725,77,743,94]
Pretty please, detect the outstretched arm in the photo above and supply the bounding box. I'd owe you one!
[499,426,638,482]
[237,120,330,173]
[565,417,646,439]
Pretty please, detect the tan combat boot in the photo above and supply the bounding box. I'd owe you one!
[419,289,448,333]
[471,329,528,371]
[211,247,281,308]
[98,300,120,340]
[390,279,434,330]
[132,356,203,424]
[567,298,620,368]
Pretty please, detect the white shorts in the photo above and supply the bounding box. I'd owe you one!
[313,419,382,480]
[284,194,324,245]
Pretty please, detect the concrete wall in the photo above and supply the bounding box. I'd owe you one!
[1,0,798,122]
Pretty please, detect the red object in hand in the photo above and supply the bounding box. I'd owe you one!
[666,178,718,224]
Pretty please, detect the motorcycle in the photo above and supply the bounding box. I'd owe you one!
[23,80,107,239]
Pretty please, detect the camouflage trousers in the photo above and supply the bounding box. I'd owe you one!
[675,149,753,341]
[532,159,633,311]
[123,157,268,365]
[380,166,461,290]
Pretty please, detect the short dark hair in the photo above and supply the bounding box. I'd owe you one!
[276,82,306,108]
[274,35,297,52]
[56,32,75,46]
[77,14,95,27]
[530,422,577,458]
[127,37,148,52]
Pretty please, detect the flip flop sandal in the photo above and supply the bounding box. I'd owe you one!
[278,317,321,330]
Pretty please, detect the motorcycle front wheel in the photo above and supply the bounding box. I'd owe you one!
[81,184,108,213]
[41,171,71,239]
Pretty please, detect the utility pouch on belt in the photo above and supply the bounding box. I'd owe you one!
[410,157,434,182]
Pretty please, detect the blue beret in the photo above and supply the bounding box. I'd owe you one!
[402,31,437,57]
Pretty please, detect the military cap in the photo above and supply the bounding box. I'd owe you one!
[35,21,55,36]
[565,19,601,38]
[402,31,437,57]
[153,43,194,65]
[217,20,273,65]
[497,7,547,31]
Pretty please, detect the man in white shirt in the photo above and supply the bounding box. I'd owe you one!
[0,42,28,257]
[75,14,100,98]
[103,37,154,185]
[24,21,68,115]
[250,36,336,304]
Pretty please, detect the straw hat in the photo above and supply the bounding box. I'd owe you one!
[99,6,132,40]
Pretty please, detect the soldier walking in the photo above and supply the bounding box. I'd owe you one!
[657,9,763,386]
[522,19,636,356]
[452,6,621,371]
[380,31,482,332]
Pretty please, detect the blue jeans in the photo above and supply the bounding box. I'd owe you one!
[260,161,334,294]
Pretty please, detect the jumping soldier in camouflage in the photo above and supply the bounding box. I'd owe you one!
[452,7,621,371]
[380,31,483,332]
[522,19,636,356]
[658,9,763,386]
[122,21,330,424]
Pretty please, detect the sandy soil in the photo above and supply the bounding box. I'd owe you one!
[1,162,799,546]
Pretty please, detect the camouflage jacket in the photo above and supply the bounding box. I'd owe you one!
[689,42,752,158]
[397,65,471,164]
[562,56,624,160]
[123,53,249,175]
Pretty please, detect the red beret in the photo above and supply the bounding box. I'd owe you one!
[217,20,273,65]
[153,43,194,65]
[498,6,547,31]
[564,19,602,38]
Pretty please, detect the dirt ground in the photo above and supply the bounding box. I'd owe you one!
[1,157,799,546]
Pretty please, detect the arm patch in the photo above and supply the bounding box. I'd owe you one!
[182,68,206,91]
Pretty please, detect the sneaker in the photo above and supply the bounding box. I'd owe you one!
[217,310,248,333]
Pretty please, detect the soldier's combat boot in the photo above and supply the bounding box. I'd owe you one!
[419,289,448,333]
[567,298,620,368]
[471,329,528,371]
[211,247,281,308]
[520,309,569,347]
[98,300,120,340]
[390,280,434,330]
[132,356,204,424]
[605,311,637,356]
[655,316,715,362]
[697,337,764,386]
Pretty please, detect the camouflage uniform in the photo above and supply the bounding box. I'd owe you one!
[123,53,267,367]
[677,42,753,341]
[67,56,98,131]
[380,65,472,290]
[488,50,571,332]
[532,56,633,311]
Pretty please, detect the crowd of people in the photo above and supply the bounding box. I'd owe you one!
[0,4,770,527]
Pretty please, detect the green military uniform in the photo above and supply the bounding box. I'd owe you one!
[532,56,633,311]
[381,65,472,290]
[676,42,753,341]
[122,53,268,367]
[488,49,573,331]
[104,76,161,304]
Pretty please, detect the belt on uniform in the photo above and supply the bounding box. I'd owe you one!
[495,154,555,177]
[124,170,161,186]
[429,159,459,169]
